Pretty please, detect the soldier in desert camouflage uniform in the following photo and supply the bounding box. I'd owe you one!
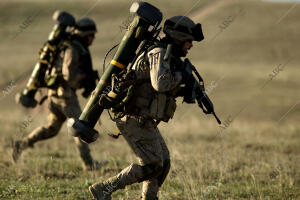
[89,16,204,199]
[12,17,105,171]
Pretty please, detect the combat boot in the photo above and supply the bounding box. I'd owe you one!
[89,183,112,200]
[141,196,158,200]
[89,173,127,200]
[83,160,108,171]
[12,140,29,163]
[90,164,145,199]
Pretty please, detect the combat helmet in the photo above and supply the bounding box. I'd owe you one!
[74,17,97,36]
[163,16,204,42]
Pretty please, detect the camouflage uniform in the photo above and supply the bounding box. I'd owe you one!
[90,46,182,199]
[90,14,204,199]
[13,37,100,170]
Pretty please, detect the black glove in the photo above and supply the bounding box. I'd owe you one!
[81,86,94,98]
[181,58,193,84]
[180,59,197,104]
[81,70,99,98]
[92,70,100,81]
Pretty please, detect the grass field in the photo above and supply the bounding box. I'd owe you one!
[1,0,300,199]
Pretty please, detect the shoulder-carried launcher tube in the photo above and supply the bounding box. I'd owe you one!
[16,11,75,108]
[69,2,162,144]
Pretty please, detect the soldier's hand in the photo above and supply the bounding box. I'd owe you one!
[81,85,95,98]
[93,70,99,81]
[181,58,193,84]
[81,89,91,98]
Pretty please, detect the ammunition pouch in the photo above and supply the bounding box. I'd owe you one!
[98,70,177,122]
[148,93,176,122]
[165,98,177,119]
[126,92,176,123]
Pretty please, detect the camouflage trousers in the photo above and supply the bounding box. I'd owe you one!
[103,116,170,199]
[21,94,94,167]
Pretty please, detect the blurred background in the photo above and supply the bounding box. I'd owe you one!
[0,0,299,199]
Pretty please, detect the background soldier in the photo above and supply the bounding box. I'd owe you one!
[89,16,204,199]
[12,17,105,171]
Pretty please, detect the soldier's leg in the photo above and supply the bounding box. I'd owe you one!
[12,109,65,163]
[25,112,65,145]
[141,128,171,200]
[156,129,171,187]
[73,137,94,169]
[90,117,166,199]
[141,179,159,200]
[62,97,104,170]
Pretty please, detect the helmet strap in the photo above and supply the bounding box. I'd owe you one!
[172,40,186,57]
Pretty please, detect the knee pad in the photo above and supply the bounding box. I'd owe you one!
[42,125,59,138]
[49,101,67,121]
[45,119,63,137]
[27,125,59,146]
[138,163,163,183]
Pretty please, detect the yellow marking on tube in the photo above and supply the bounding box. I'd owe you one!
[111,60,126,69]
[39,59,48,64]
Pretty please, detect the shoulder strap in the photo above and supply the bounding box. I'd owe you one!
[147,41,167,53]
[138,41,167,66]
[70,39,88,55]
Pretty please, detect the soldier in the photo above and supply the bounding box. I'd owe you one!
[89,16,204,199]
[12,17,106,171]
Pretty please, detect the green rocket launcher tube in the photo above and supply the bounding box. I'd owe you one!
[68,1,162,144]
[15,11,75,108]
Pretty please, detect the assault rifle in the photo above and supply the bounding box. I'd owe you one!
[183,59,221,124]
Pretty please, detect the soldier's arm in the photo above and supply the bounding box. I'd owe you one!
[62,46,85,89]
[148,47,182,92]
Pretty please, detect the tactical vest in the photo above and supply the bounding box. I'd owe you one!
[71,39,93,76]
[123,44,183,122]
[49,38,92,88]
[48,38,93,99]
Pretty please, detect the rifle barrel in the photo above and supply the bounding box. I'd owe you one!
[213,111,222,124]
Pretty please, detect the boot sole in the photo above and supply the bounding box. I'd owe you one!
[12,142,21,164]
[89,186,100,200]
